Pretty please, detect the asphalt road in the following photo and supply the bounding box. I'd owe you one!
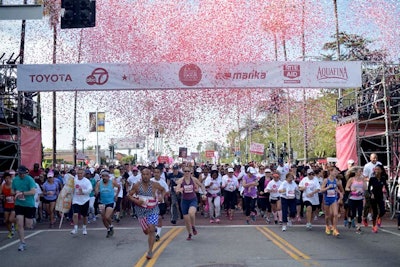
[1,213,400,267]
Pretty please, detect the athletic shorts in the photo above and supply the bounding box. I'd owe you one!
[324,198,337,206]
[42,198,57,204]
[181,197,198,215]
[15,205,36,219]
[139,213,159,234]
[303,201,318,211]
[72,201,90,217]
[3,208,15,213]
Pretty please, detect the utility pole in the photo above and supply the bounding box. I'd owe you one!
[78,138,86,155]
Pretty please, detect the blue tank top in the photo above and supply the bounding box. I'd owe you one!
[99,180,114,204]
[324,178,337,199]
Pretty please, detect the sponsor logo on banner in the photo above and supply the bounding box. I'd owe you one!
[215,70,267,80]
[179,64,202,86]
[29,74,72,83]
[205,150,215,158]
[86,68,109,85]
[317,66,348,81]
[250,142,264,155]
[283,64,301,84]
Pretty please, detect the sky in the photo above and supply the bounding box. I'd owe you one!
[1,0,400,160]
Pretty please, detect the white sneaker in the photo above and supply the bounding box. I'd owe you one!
[306,223,312,230]
[367,213,373,221]
[314,215,318,221]
[282,225,287,231]
[82,229,88,235]
[70,229,77,235]
[287,220,292,227]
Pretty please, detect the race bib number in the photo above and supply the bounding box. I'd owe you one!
[183,184,194,194]
[287,190,295,199]
[6,196,14,203]
[327,189,336,197]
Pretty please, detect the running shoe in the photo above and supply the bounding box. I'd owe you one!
[306,223,312,230]
[146,251,153,260]
[347,219,352,229]
[82,229,88,235]
[155,234,160,241]
[367,213,373,221]
[356,226,362,234]
[18,242,26,251]
[246,220,250,225]
[279,221,283,225]
[7,231,14,239]
[186,234,192,240]
[363,218,368,227]
[344,220,348,228]
[332,229,340,237]
[192,226,198,235]
[209,219,215,223]
[325,226,332,235]
[282,225,287,232]
[314,215,318,221]
[250,213,256,222]
[318,211,324,217]
[351,219,356,228]
[70,229,78,235]
[287,220,292,227]
[106,230,111,238]
[296,216,301,222]
[109,226,114,236]
[377,217,382,227]
[215,218,220,224]
[265,217,270,224]
[372,225,378,233]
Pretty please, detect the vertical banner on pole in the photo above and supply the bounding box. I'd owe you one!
[89,112,105,132]
[97,112,105,132]
[89,112,96,132]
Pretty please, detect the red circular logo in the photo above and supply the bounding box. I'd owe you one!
[86,68,109,85]
[179,64,202,86]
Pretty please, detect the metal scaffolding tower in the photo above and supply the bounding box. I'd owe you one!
[337,62,400,216]
[0,60,41,171]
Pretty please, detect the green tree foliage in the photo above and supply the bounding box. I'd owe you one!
[321,32,387,61]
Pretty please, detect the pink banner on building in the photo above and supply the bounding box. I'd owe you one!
[336,123,357,171]
[21,126,42,169]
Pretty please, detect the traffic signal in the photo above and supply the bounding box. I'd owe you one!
[61,0,96,29]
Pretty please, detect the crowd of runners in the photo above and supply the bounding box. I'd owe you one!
[1,153,400,259]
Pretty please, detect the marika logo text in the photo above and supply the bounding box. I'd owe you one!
[216,70,267,80]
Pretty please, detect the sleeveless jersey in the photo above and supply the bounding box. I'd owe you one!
[182,178,197,200]
[99,180,114,205]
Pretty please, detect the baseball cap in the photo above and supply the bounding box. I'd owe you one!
[17,165,28,174]
[114,169,121,177]
[307,169,314,175]
[211,165,218,171]
[172,165,179,170]
[196,167,202,173]
[132,166,139,171]
[227,167,234,173]
[47,171,55,177]
[265,168,272,173]
[247,167,257,174]
[85,169,91,175]
[347,159,355,165]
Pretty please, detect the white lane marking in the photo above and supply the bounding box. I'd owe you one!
[0,230,44,251]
